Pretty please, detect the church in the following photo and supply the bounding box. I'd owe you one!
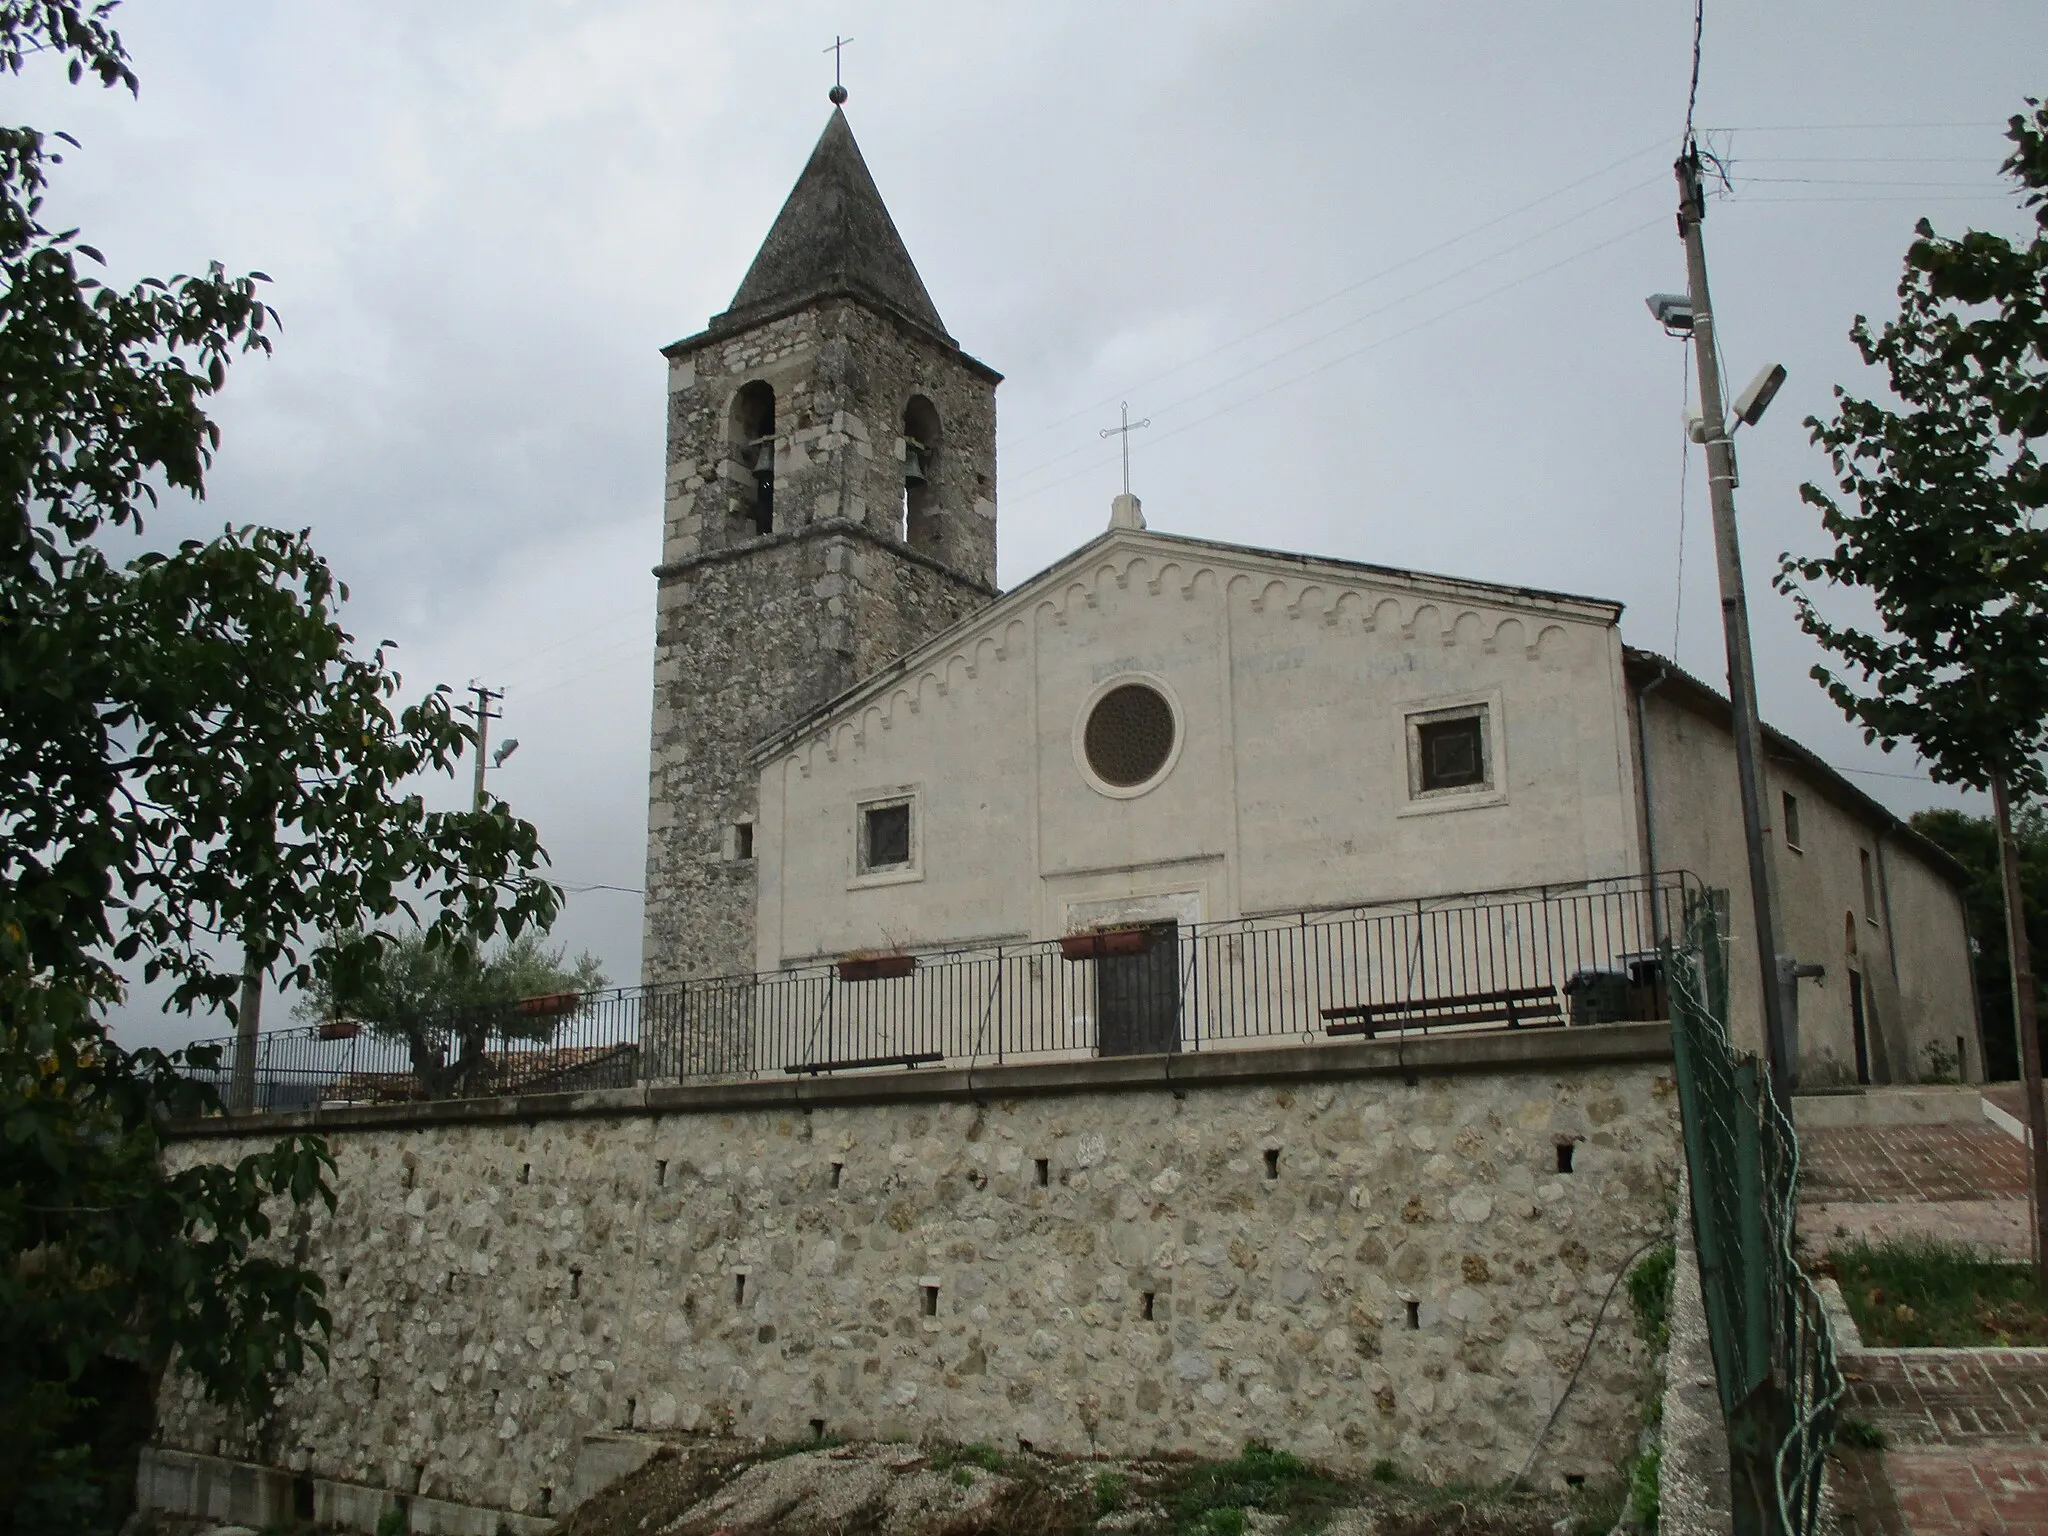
[639,105,1980,1090]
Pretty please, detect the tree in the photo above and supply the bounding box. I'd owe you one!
[1910,807,2048,1081]
[0,3,561,1526]
[1777,97,2048,1275]
[298,931,607,1100]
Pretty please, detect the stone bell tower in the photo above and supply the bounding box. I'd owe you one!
[642,105,1001,986]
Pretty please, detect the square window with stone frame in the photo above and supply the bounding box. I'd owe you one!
[858,798,913,875]
[1406,706,1493,798]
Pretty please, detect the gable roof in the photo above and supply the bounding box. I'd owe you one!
[747,526,1624,765]
[1623,648,1969,889]
[710,108,949,342]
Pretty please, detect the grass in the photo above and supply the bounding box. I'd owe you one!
[1825,1238,2048,1347]
[1161,1441,1354,1535]
[929,1441,1018,1475]
[1626,1242,1676,1353]
[1625,1445,1660,1531]
[1836,1417,1888,1450]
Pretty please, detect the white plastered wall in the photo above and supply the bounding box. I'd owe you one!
[755,534,1644,968]
[1635,687,1977,1084]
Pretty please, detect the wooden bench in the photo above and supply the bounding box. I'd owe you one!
[1323,985,1563,1038]
[784,1051,943,1077]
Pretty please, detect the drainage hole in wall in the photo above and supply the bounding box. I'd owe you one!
[830,1162,843,1189]
[656,1159,667,1187]
[810,1418,827,1440]
[624,1396,636,1428]
[569,1267,582,1300]
[921,1284,939,1317]
[1564,1474,1586,1489]
[1141,1291,1155,1321]
[1034,1158,1049,1187]
[518,1163,531,1185]
[1017,1439,1034,1455]
[1263,1148,1281,1180]
[539,1487,553,1515]
[734,1273,748,1306]
[1406,1300,1421,1330]
[1556,1142,1575,1174]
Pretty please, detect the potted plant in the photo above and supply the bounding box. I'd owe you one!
[836,952,917,983]
[1058,926,1155,962]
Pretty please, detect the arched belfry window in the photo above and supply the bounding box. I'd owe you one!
[731,381,776,536]
[901,395,941,552]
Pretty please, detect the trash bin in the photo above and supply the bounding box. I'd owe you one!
[1564,968,1631,1025]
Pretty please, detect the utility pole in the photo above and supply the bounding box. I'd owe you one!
[1674,147,1797,1108]
[461,683,503,813]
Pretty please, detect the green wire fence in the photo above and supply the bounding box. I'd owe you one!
[1667,891,1842,1535]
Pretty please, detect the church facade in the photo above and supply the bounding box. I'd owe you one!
[643,109,1980,1090]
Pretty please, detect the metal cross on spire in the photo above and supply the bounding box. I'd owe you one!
[1099,402,1150,496]
[824,34,853,104]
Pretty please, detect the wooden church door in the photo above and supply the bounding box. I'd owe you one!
[1097,920,1182,1057]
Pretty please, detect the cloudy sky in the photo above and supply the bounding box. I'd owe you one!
[35,2,2043,1050]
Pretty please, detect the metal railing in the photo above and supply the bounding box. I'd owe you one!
[184,872,1694,1113]
[1667,888,1840,1536]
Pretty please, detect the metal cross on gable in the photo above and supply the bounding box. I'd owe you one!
[824,34,853,104]
[1099,401,1151,497]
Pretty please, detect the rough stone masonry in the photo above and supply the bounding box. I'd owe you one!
[155,1034,1678,1521]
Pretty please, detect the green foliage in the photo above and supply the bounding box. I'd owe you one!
[1910,806,2048,1079]
[1168,1441,1348,1535]
[374,1510,405,1536]
[1778,98,2048,808]
[0,1,560,1527]
[1829,1237,2048,1346]
[297,929,605,1098]
[1093,1469,1128,1513]
[1368,1458,1402,1485]
[1625,1446,1660,1532]
[931,1442,1010,1474]
[1626,1242,1676,1353]
[1835,1417,1888,1450]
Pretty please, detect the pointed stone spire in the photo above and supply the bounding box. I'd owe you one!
[715,108,950,340]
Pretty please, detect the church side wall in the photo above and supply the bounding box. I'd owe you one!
[153,1039,1678,1516]
[1638,691,1976,1083]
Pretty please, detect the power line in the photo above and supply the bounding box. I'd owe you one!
[1700,121,2004,132]
[998,138,1674,455]
[1673,344,1693,662]
[1005,177,1668,490]
[1005,213,1668,509]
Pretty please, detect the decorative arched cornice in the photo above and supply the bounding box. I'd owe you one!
[765,532,1617,774]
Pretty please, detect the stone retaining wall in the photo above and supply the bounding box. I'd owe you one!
[154,1027,1680,1522]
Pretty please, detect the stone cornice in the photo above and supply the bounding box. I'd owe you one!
[651,517,1001,598]
[163,1022,1672,1140]
[660,287,1004,386]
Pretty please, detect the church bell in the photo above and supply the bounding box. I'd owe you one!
[903,438,929,487]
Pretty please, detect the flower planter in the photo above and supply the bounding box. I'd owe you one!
[515,992,583,1018]
[837,954,917,983]
[316,1020,362,1041]
[1059,927,1155,962]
